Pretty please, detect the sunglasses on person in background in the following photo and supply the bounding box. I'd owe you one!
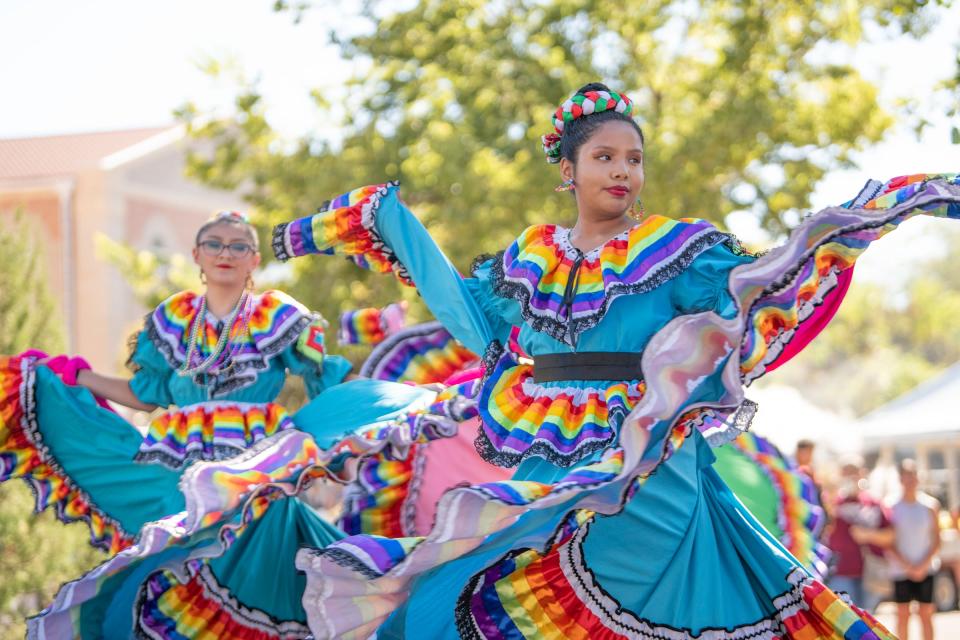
[197,240,255,258]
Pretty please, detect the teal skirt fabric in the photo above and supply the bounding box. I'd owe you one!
[1,355,435,638]
[3,358,430,542]
[376,432,835,639]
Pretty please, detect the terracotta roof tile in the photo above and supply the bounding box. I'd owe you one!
[0,127,171,180]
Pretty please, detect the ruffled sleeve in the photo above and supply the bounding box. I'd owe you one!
[464,257,518,344]
[338,303,407,346]
[670,242,757,319]
[273,183,514,356]
[279,316,353,399]
[127,329,174,407]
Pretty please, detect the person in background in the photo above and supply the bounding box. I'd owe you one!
[890,458,941,640]
[795,439,816,476]
[826,456,893,612]
[794,438,824,506]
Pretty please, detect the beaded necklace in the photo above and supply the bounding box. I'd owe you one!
[177,292,252,379]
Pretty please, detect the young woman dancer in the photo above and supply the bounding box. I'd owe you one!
[3,211,465,638]
[272,83,959,638]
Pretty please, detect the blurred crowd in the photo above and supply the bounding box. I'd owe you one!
[797,440,959,640]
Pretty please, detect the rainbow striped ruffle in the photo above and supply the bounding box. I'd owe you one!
[0,355,132,554]
[338,381,480,543]
[28,435,327,640]
[476,346,644,467]
[271,182,412,284]
[338,325,479,537]
[141,289,323,397]
[359,321,478,384]
[135,401,295,470]
[339,444,425,537]
[138,565,309,640]
[740,173,960,382]
[456,516,891,640]
[338,302,406,346]
[730,432,830,576]
[488,218,731,346]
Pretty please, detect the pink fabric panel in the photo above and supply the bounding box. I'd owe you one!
[414,418,512,535]
[764,266,854,373]
[442,367,482,387]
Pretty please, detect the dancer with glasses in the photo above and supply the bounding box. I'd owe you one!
[2,210,472,638]
[270,83,958,638]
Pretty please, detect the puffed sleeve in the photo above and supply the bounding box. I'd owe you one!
[273,183,515,355]
[126,329,174,407]
[279,316,354,399]
[670,242,757,320]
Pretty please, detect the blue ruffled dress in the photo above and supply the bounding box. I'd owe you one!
[3,289,444,638]
[271,175,960,638]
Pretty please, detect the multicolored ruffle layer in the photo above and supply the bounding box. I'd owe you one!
[137,564,309,640]
[139,289,324,397]
[338,302,407,346]
[135,401,295,470]
[476,346,644,467]
[0,355,132,554]
[455,516,891,640]
[290,175,960,639]
[485,219,732,346]
[29,378,476,639]
[740,173,960,382]
[27,450,321,640]
[271,182,413,284]
[359,321,479,384]
[339,444,426,537]
[336,328,479,537]
[729,432,829,576]
[177,384,471,535]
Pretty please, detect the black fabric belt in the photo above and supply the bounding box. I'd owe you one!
[532,352,643,383]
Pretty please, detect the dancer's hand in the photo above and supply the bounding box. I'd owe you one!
[907,564,928,582]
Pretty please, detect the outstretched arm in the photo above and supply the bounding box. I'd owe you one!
[75,369,157,412]
[273,183,512,355]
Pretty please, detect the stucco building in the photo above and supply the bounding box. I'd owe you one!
[0,126,245,372]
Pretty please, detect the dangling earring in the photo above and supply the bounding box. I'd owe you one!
[245,274,255,291]
[629,197,645,222]
[555,177,575,192]
[199,270,207,285]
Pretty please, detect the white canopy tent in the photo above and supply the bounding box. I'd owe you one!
[856,362,960,510]
[742,384,860,457]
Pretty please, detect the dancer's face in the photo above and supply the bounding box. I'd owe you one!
[193,222,261,289]
[560,120,645,221]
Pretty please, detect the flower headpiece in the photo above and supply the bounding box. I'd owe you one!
[541,89,633,163]
[212,210,251,223]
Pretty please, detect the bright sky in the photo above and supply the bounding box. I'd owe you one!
[1,0,957,285]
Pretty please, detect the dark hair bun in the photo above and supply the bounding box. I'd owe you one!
[575,82,612,95]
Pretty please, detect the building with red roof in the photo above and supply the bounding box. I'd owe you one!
[0,126,244,371]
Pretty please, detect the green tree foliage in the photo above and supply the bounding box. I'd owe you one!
[95,233,201,310]
[761,228,960,416]
[0,215,102,638]
[949,46,960,144]
[176,0,950,327]
[0,214,66,355]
